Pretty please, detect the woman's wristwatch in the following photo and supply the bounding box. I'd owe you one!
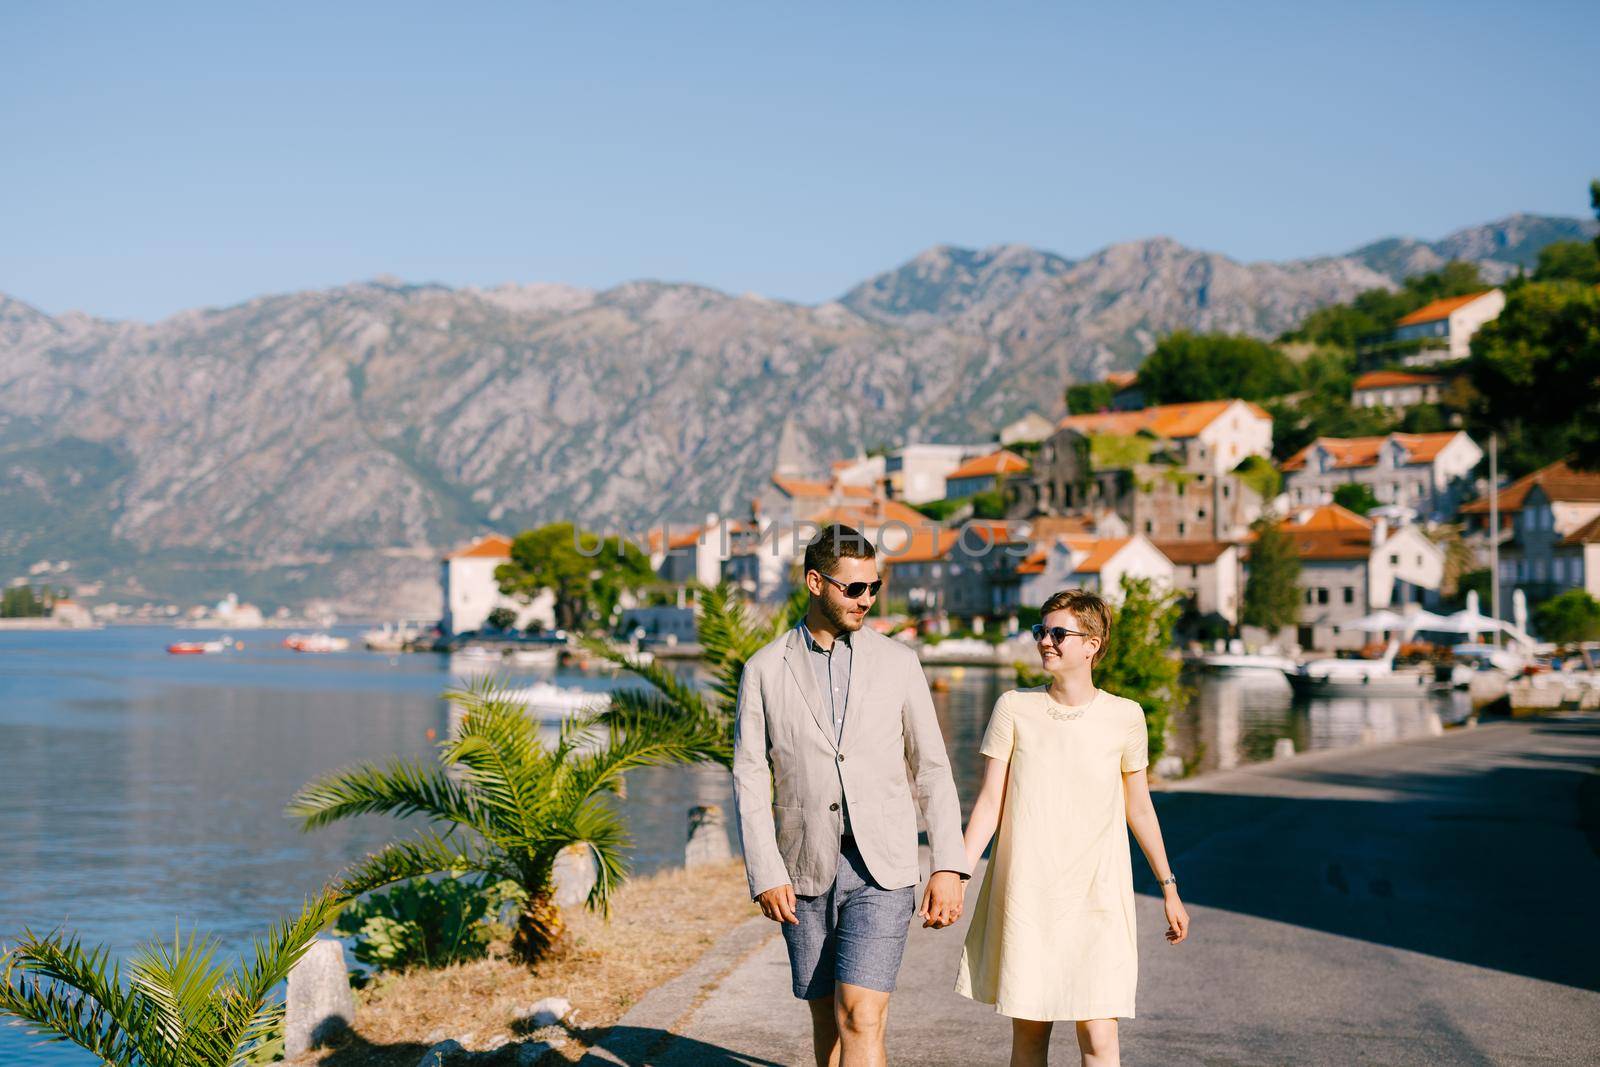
[1157,875,1178,888]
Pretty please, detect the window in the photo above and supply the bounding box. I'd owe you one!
[1178,522,1187,536]
[1389,554,1399,566]
[1191,565,1199,579]
[1304,589,1314,604]
[1317,588,1329,604]
[1343,587,1354,604]
[1144,520,1153,533]
[1223,484,1231,498]
[1198,508,1207,519]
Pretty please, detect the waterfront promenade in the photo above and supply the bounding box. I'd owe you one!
[588,714,1600,1065]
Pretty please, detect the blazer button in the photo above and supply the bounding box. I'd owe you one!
[830,803,840,811]
[836,753,845,762]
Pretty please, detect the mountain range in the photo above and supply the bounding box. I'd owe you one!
[1,212,1593,616]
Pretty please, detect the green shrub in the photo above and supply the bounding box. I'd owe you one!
[334,873,527,972]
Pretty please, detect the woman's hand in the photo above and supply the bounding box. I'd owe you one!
[1163,890,1190,944]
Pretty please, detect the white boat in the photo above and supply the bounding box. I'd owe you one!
[283,632,350,653]
[1196,639,1297,677]
[504,645,561,668]
[918,637,1001,664]
[499,681,611,721]
[1285,639,1436,696]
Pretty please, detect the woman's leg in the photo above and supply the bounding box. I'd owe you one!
[1074,1018,1119,1067]
[1009,1017,1052,1067]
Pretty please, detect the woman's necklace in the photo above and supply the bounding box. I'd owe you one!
[1045,687,1096,721]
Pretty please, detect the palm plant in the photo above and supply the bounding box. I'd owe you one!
[287,679,726,964]
[0,887,345,1067]
[582,581,807,769]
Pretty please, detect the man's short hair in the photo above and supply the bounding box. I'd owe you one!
[1040,588,1112,666]
[803,523,875,578]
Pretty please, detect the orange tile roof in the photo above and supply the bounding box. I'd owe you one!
[886,527,960,563]
[1153,540,1233,565]
[1281,432,1462,472]
[1460,459,1600,515]
[807,498,930,530]
[1074,538,1132,574]
[1105,370,1138,388]
[1560,514,1600,547]
[1276,504,1372,561]
[1352,370,1442,390]
[947,449,1030,480]
[1016,549,1049,575]
[1395,291,1494,327]
[444,533,513,560]
[1025,515,1098,539]
[1058,399,1271,440]
[772,476,875,499]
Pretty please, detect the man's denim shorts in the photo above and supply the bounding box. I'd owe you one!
[780,836,916,1000]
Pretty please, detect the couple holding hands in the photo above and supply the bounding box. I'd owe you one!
[733,525,1189,1067]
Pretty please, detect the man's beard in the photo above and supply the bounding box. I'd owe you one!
[820,596,863,633]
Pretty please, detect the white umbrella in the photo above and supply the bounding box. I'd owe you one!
[1337,610,1408,633]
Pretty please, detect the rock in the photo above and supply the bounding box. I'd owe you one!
[685,804,732,867]
[284,938,355,1058]
[524,995,571,1028]
[552,845,597,908]
[1273,737,1296,760]
[417,1038,465,1066]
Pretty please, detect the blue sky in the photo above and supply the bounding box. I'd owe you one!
[3,1,1597,321]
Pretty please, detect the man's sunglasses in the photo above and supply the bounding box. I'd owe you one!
[815,571,883,599]
[1031,624,1089,645]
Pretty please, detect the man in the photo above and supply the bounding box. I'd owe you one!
[732,523,970,1067]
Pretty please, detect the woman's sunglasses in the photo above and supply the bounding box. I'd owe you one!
[815,571,883,599]
[1031,624,1089,645]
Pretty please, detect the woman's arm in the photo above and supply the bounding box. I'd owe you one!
[961,756,1010,876]
[1124,768,1190,944]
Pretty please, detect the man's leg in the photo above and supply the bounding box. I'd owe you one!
[834,983,891,1067]
[807,993,840,1067]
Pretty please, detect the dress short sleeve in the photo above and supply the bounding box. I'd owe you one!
[979,691,1017,762]
[1121,700,1150,773]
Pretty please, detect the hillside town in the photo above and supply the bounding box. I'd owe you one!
[438,283,1600,662]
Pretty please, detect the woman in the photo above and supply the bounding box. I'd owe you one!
[955,588,1189,1066]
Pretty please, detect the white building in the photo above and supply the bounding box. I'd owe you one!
[1057,398,1274,476]
[440,534,556,635]
[1282,431,1482,523]
[1351,370,1444,410]
[884,443,996,504]
[1155,541,1242,625]
[1360,289,1505,368]
[1272,505,1445,651]
[1016,535,1175,608]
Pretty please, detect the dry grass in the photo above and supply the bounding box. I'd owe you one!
[289,859,756,1066]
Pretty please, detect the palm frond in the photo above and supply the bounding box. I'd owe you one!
[333,831,486,900]
[441,680,554,839]
[0,929,150,1064]
[285,758,479,832]
[578,634,711,720]
[127,922,229,1055]
[597,689,733,768]
[697,582,780,714]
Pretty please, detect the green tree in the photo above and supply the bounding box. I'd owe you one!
[581,582,808,770]
[1,585,49,618]
[1243,515,1301,634]
[1233,454,1283,501]
[1533,589,1600,644]
[495,522,656,633]
[484,606,517,632]
[1138,332,1300,404]
[1281,262,1488,349]
[1066,380,1116,414]
[1467,280,1600,472]
[0,888,346,1066]
[1332,482,1380,516]
[1016,576,1184,762]
[1532,240,1600,285]
[288,679,725,962]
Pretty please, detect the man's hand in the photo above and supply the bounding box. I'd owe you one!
[918,871,963,929]
[756,883,799,925]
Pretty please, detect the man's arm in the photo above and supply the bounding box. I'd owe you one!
[902,652,971,879]
[730,660,790,902]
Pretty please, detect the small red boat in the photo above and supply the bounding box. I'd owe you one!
[167,642,209,654]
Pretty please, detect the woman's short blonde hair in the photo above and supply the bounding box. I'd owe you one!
[1040,588,1112,666]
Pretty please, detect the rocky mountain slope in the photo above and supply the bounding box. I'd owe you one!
[2,213,1592,614]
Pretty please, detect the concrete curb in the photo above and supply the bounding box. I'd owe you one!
[579,914,777,1065]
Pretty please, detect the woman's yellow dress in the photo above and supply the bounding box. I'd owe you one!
[955,686,1149,1021]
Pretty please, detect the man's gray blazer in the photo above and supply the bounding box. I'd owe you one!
[731,623,971,899]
